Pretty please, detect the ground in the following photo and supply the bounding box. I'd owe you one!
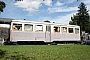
[0,44,90,60]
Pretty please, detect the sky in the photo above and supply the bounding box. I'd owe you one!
[0,0,90,24]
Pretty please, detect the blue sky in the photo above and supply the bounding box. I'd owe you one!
[0,0,90,24]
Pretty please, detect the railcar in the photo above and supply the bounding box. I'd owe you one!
[10,20,80,43]
[0,18,80,44]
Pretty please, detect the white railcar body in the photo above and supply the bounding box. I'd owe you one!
[10,20,80,43]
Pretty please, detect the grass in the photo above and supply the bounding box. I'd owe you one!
[0,45,90,60]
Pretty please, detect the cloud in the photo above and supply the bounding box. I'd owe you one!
[82,0,90,5]
[38,12,76,24]
[14,0,52,12]
[42,0,52,6]
[53,12,76,24]
[48,6,78,13]
[54,1,63,6]
[14,0,77,13]
[14,0,41,12]
[38,16,50,22]
[65,0,76,4]
[47,0,77,13]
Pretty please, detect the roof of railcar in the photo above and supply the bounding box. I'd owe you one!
[12,20,80,27]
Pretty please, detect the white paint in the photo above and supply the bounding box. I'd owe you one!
[0,24,10,28]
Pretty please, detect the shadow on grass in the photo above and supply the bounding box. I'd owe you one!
[0,50,35,60]
[5,52,35,60]
[5,54,30,60]
[0,49,6,59]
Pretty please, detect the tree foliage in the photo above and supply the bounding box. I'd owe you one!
[0,1,6,12]
[69,2,90,33]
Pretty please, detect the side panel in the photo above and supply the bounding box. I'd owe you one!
[51,33,80,42]
[10,31,80,42]
[35,32,45,41]
[10,31,45,42]
[45,32,51,42]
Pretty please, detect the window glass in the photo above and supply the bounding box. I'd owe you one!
[35,25,43,32]
[75,28,79,34]
[46,25,51,32]
[61,27,67,33]
[12,23,22,31]
[88,35,90,40]
[68,28,73,33]
[24,24,33,31]
[54,26,60,32]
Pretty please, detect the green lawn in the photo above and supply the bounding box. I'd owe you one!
[0,45,90,60]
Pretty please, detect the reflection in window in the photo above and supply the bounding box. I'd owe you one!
[54,26,60,32]
[24,24,33,31]
[61,27,67,33]
[12,23,22,31]
[75,28,79,34]
[35,25,43,32]
[68,28,73,33]
[46,25,51,32]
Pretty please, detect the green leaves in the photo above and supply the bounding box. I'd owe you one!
[69,2,90,33]
[0,1,6,12]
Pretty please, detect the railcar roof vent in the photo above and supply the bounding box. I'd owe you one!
[24,19,26,20]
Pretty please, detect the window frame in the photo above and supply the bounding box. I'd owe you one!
[24,24,33,32]
[68,28,74,33]
[35,25,43,32]
[75,28,79,34]
[12,23,22,31]
[53,26,60,33]
[61,27,67,33]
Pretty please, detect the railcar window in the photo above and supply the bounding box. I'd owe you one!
[88,35,90,40]
[35,25,43,32]
[61,27,67,33]
[75,28,79,34]
[12,23,22,31]
[54,26,60,33]
[68,28,73,33]
[46,25,51,32]
[24,24,33,31]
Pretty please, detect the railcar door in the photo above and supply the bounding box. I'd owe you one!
[45,25,51,42]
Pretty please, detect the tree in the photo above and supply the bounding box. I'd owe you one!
[69,2,90,33]
[0,1,6,13]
